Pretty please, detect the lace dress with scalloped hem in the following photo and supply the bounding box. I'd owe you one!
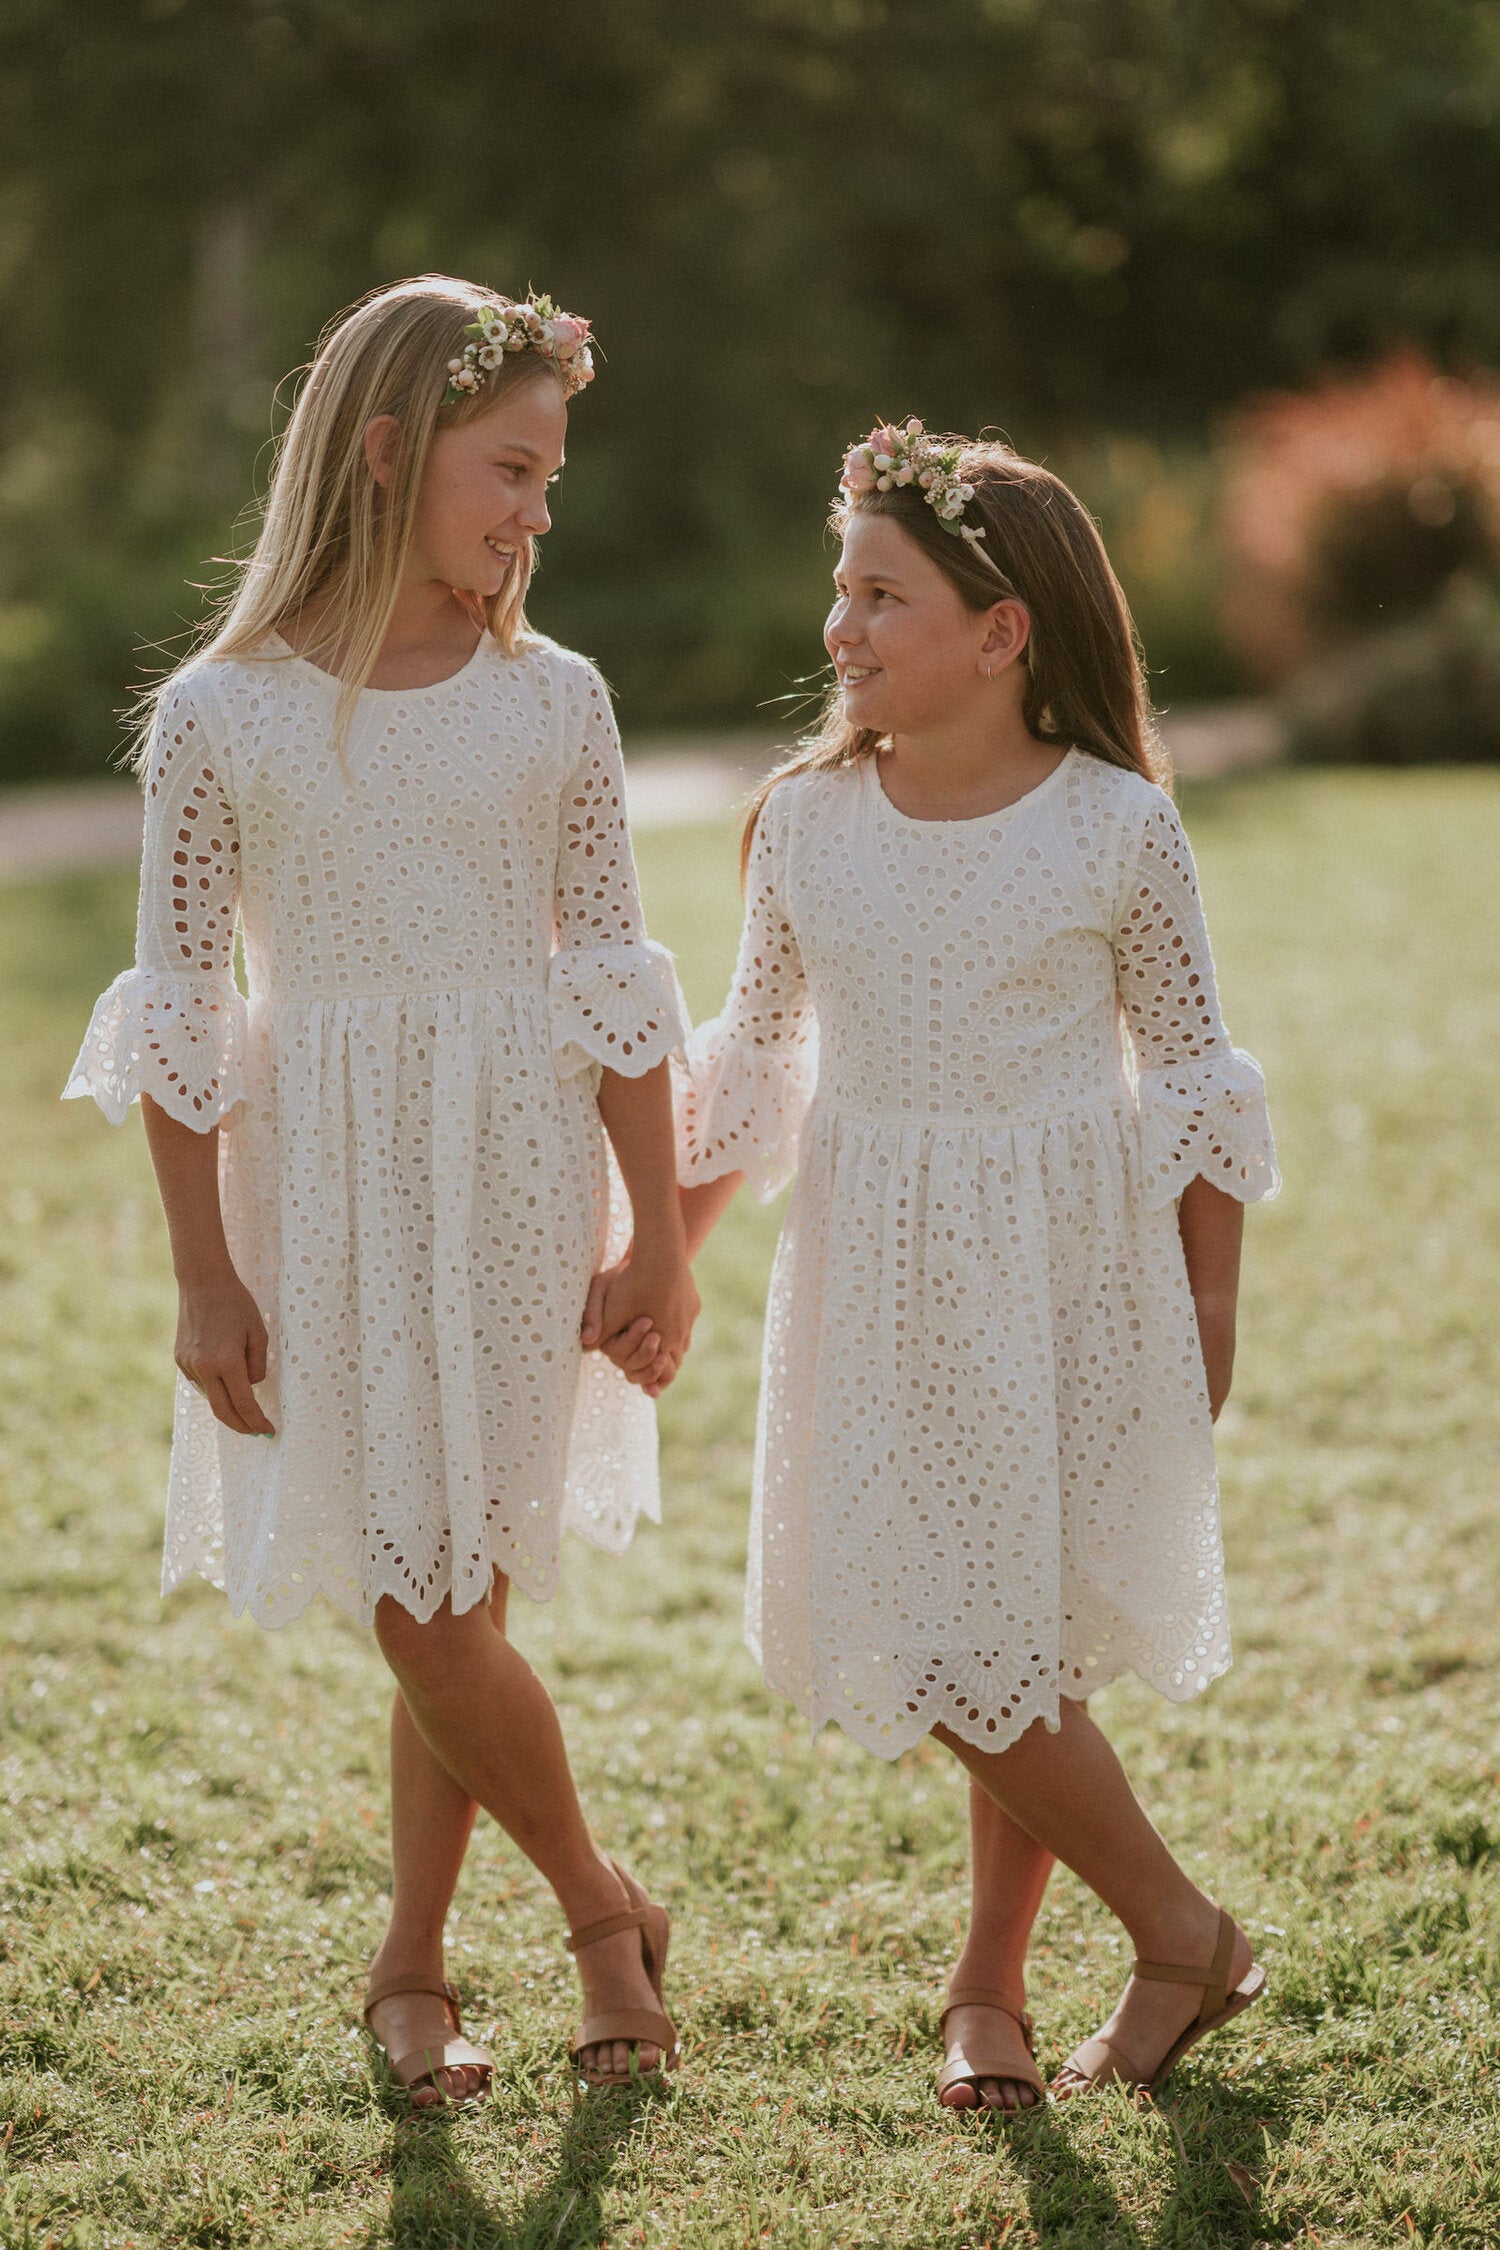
[65,633,688,1628]
[677,751,1278,1761]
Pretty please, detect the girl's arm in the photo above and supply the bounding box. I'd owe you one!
[1175,1174,1244,1420]
[549,660,695,1382]
[1112,790,1278,1419]
[63,674,272,1433]
[141,1098,274,1436]
[679,1171,744,1258]
[589,793,815,1389]
[588,1062,700,1381]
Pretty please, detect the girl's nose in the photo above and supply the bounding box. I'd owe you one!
[517,499,551,538]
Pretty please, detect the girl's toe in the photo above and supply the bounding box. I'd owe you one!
[940,2081,978,2109]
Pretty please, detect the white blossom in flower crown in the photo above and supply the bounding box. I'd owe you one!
[837,417,987,545]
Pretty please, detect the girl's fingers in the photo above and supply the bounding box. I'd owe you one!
[602,1318,656,1368]
[580,1271,612,1349]
[620,1330,665,1376]
[246,1324,269,1386]
[199,1373,257,1437]
[191,1360,275,1437]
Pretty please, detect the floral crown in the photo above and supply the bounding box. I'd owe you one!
[444,294,595,406]
[839,417,986,546]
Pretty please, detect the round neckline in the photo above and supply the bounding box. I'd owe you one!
[266,628,490,696]
[871,745,1075,829]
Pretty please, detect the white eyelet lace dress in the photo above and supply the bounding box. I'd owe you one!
[65,634,689,1627]
[678,751,1279,1759]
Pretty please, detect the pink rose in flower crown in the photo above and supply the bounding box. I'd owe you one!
[545,314,589,359]
[841,446,878,495]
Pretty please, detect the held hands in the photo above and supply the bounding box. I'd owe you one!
[175,1271,276,1436]
[581,1245,701,1398]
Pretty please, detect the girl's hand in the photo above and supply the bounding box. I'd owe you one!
[581,1261,671,1389]
[1195,1300,1237,1421]
[175,1273,276,1436]
[582,1249,700,1395]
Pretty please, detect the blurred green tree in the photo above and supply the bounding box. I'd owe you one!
[2,0,1499,775]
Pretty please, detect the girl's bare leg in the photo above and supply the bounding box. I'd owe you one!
[934,1699,1256,2080]
[364,1690,484,2107]
[373,1575,664,2084]
[938,1779,1055,2112]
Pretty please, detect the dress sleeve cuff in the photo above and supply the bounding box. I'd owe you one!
[675,1014,819,1203]
[1135,1046,1281,1209]
[62,968,250,1131]
[548,940,691,1079]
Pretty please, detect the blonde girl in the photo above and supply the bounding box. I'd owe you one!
[66,277,696,2103]
[623,420,1279,2111]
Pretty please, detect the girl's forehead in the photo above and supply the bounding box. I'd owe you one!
[464,379,569,456]
[838,512,928,582]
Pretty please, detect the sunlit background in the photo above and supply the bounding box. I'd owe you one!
[3,0,1500,776]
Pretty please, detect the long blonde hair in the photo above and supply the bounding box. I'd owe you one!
[133,273,563,770]
[743,437,1168,871]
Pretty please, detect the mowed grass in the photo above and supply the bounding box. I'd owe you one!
[1,768,1497,2250]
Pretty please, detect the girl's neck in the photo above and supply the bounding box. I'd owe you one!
[879,700,1067,822]
[281,576,482,690]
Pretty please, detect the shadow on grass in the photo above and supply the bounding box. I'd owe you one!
[989,2069,1296,2249]
[382,2078,663,2250]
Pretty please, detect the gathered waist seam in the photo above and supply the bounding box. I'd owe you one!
[816,1087,1133,1133]
[254,981,550,1009]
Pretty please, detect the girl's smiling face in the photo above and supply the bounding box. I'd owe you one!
[403,373,569,597]
[825,510,1024,735]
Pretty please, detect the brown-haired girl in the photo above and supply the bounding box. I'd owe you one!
[648,420,1279,2110]
[65,277,695,2103]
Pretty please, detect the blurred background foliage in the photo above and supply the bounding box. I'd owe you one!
[3,0,1500,780]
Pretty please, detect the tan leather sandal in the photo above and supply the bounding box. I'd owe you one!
[936,1984,1047,2113]
[363,1973,494,2106]
[1051,1909,1266,2101]
[566,1859,679,2088]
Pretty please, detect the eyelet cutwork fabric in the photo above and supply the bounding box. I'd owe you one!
[680,753,1277,1760]
[65,637,687,1627]
[65,682,250,1126]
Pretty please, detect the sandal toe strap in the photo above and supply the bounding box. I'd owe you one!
[570,2007,678,2062]
[1058,2033,1148,2089]
[364,1975,462,2026]
[388,2034,492,2089]
[937,2048,1045,2098]
[939,1988,1034,2051]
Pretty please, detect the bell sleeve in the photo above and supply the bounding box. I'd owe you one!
[677,789,818,1202]
[63,673,249,1131]
[548,659,690,1078]
[1114,790,1280,1210]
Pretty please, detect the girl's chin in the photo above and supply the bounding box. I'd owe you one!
[841,685,892,725]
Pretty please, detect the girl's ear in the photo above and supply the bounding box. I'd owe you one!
[981,597,1032,675]
[363,415,401,489]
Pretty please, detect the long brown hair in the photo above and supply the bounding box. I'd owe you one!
[742,435,1168,870]
[132,275,564,770]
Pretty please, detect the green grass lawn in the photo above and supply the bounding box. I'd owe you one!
[1,770,1497,2249]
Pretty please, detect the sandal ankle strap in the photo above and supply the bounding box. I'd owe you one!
[1132,1909,1236,2025]
[565,1903,653,1954]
